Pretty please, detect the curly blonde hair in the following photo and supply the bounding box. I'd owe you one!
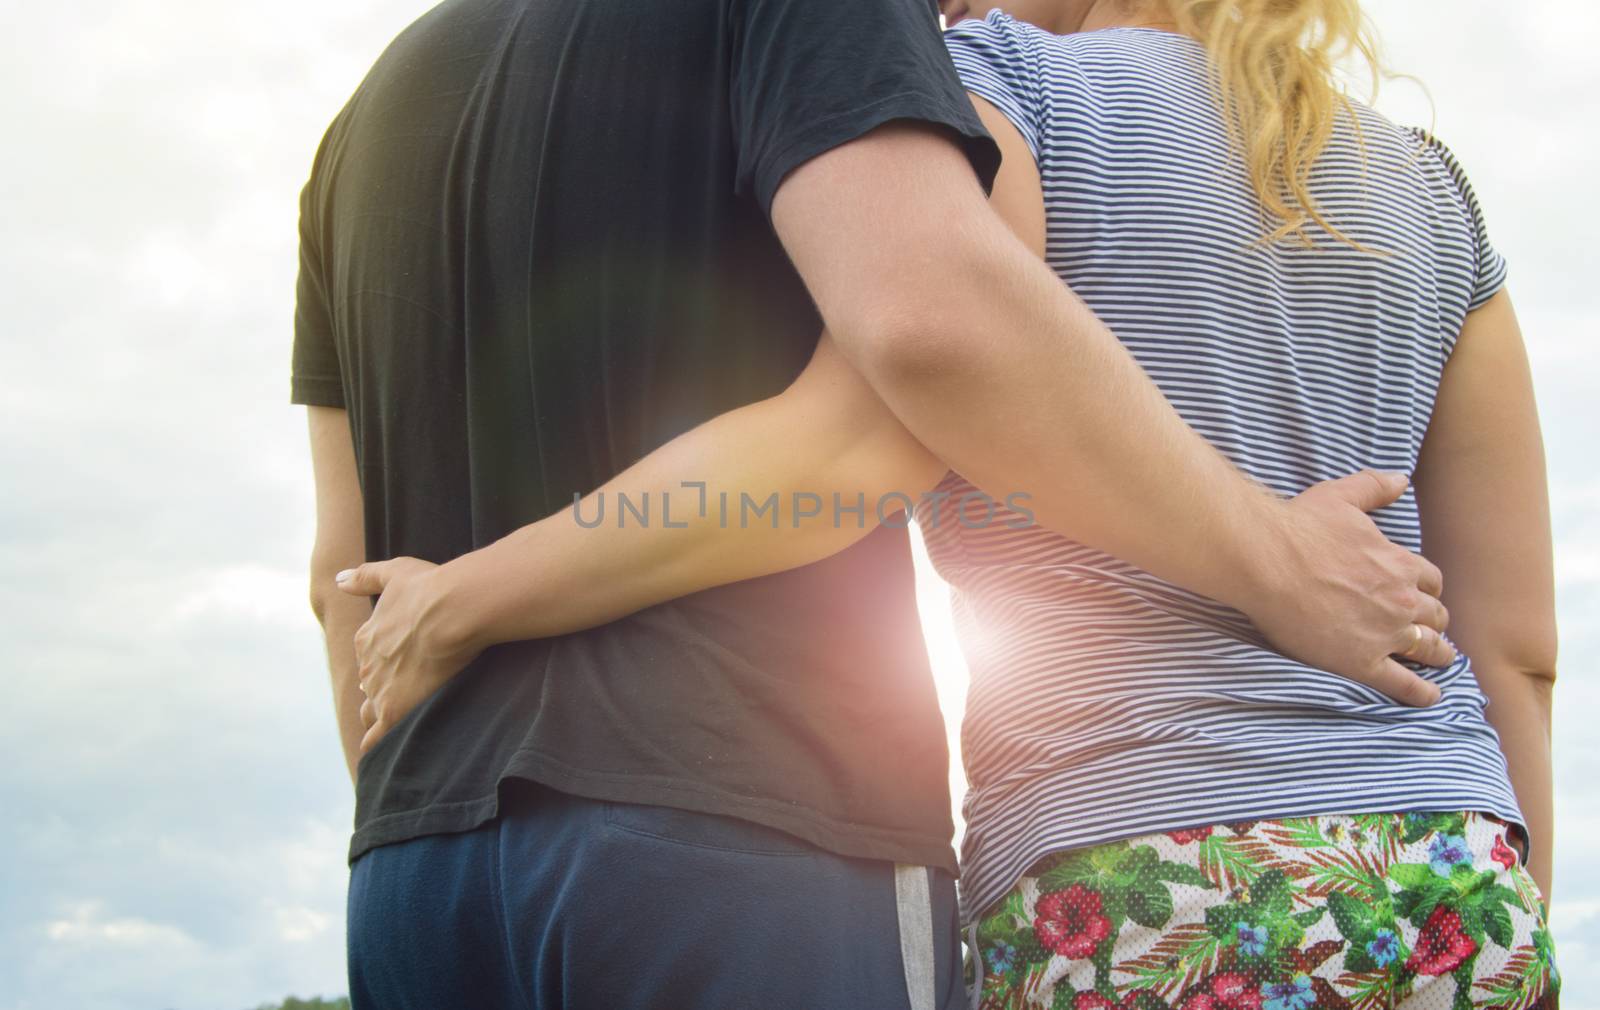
[1163,0,1388,249]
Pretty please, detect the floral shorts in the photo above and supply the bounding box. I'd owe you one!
[972,812,1558,1010]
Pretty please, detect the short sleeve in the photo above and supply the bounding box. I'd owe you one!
[1419,132,1509,311]
[728,0,1001,215]
[944,12,1044,162]
[290,176,346,408]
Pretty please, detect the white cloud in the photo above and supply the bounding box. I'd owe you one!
[42,901,198,950]
[273,906,333,944]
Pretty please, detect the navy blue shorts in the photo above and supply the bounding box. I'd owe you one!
[347,780,966,1009]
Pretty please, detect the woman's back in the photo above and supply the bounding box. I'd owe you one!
[927,12,1521,923]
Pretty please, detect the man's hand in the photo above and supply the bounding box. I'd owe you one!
[335,557,482,753]
[1242,470,1456,705]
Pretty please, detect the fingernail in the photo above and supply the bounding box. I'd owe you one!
[335,569,355,584]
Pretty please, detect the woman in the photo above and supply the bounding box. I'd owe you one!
[343,1,1557,1005]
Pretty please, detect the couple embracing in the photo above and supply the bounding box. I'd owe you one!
[295,0,1558,1006]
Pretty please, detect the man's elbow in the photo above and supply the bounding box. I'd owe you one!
[841,300,987,401]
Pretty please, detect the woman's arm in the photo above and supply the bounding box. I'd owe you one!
[305,405,370,783]
[442,331,944,645]
[1413,288,1557,898]
[332,96,1048,753]
[969,96,1047,257]
[335,332,945,750]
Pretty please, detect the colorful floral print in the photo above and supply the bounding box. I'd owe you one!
[1236,924,1269,958]
[1365,930,1400,969]
[1428,835,1473,878]
[1261,975,1315,1010]
[1405,907,1478,977]
[974,812,1557,1010]
[1037,884,1117,958]
[1491,838,1519,872]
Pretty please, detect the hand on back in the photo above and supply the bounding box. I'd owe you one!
[1243,470,1454,706]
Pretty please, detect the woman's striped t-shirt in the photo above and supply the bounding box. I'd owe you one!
[923,11,1521,925]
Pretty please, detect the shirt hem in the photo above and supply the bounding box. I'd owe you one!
[752,90,1000,216]
[290,374,345,408]
[347,749,959,875]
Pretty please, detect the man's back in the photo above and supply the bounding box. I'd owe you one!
[292,0,990,872]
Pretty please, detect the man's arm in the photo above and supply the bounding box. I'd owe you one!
[307,405,369,783]
[771,120,1450,702]
[1414,289,1557,897]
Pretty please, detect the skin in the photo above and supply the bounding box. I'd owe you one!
[1412,289,1557,897]
[943,0,1174,34]
[313,0,1486,857]
[306,404,368,785]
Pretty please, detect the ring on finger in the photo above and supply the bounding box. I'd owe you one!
[1401,623,1425,658]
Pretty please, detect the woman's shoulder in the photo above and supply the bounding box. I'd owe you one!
[943,9,1033,43]
[1401,125,1482,194]
[1339,107,1488,211]
[947,14,1213,95]
[943,9,1039,64]
[945,11,1192,57]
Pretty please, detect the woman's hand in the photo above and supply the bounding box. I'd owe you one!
[335,558,484,753]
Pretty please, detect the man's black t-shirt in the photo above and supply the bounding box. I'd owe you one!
[292,0,999,870]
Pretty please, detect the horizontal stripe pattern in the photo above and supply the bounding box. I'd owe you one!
[929,13,1517,926]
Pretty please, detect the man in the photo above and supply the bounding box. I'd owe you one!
[296,0,1451,1006]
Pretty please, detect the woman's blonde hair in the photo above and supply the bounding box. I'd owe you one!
[1161,0,1387,249]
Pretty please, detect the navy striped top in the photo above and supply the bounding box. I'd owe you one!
[924,12,1521,925]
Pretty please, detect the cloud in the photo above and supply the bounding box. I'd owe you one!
[42,901,199,949]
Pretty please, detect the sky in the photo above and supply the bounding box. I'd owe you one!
[0,2,1593,1008]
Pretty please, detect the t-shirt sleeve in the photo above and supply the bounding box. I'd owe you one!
[728,0,1001,215]
[1421,132,1509,312]
[943,13,1044,163]
[290,176,346,408]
